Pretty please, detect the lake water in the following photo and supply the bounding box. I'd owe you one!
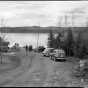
[3,33,49,48]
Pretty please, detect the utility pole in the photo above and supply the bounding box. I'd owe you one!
[0,18,3,37]
[58,16,63,27]
[64,14,68,28]
[1,18,6,40]
[71,13,74,27]
[0,18,4,64]
[0,18,7,64]
[64,14,69,56]
[85,17,88,27]
[37,23,40,48]
[69,9,85,27]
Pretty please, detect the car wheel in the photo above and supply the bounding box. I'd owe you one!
[43,54,46,56]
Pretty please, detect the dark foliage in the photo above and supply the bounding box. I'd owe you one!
[47,28,88,59]
[64,28,75,56]
[74,32,88,59]
[47,30,55,48]
[54,33,62,49]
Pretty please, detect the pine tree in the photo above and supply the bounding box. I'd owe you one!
[47,30,55,48]
[55,33,61,49]
[80,43,87,59]
[65,28,74,56]
[74,31,88,59]
[74,31,82,57]
[74,32,87,59]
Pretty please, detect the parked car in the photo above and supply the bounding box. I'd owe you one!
[42,48,54,57]
[33,46,45,53]
[37,46,45,52]
[50,49,66,62]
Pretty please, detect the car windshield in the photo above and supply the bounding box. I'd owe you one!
[53,50,64,54]
[44,48,54,52]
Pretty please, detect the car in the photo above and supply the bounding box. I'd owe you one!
[50,49,66,62]
[33,46,45,53]
[42,48,54,57]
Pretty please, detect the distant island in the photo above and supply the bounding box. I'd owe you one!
[0,26,88,33]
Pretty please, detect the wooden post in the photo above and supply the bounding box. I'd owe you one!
[37,32,39,48]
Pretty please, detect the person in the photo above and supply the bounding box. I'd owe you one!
[25,45,28,55]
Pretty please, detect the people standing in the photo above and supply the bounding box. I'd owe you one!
[25,45,28,56]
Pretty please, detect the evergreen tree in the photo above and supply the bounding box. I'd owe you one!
[74,32,88,59]
[74,31,82,57]
[59,30,66,50]
[65,28,74,56]
[79,43,87,59]
[47,30,55,48]
[55,32,62,49]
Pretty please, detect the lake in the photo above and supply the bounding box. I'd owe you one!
[3,33,49,48]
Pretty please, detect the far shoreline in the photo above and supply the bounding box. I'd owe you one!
[0,27,87,34]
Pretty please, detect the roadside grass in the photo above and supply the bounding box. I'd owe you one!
[54,57,82,87]
[0,54,21,74]
[66,56,88,86]
[0,48,26,74]
[0,48,36,86]
[0,48,36,75]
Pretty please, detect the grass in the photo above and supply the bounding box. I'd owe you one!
[0,48,27,74]
[0,54,21,74]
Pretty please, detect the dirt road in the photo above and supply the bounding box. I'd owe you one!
[0,50,84,87]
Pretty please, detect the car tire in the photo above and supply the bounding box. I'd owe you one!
[43,54,45,56]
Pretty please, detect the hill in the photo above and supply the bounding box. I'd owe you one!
[0,26,88,33]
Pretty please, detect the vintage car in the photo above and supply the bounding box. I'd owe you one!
[42,48,54,57]
[50,49,66,62]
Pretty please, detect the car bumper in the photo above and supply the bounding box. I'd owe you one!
[55,58,66,62]
[42,53,48,56]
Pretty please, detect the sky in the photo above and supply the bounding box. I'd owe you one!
[0,1,88,27]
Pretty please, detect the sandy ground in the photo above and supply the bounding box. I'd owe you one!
[0,48,87,87]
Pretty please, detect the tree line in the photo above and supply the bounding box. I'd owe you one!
[47,28,88,59]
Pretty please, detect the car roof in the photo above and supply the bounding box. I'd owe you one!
[54,49,64,51]
[45,48,54,49]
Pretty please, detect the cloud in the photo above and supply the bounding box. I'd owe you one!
[0,1,88,27]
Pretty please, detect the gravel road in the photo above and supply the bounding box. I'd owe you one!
[0,49,85,87]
